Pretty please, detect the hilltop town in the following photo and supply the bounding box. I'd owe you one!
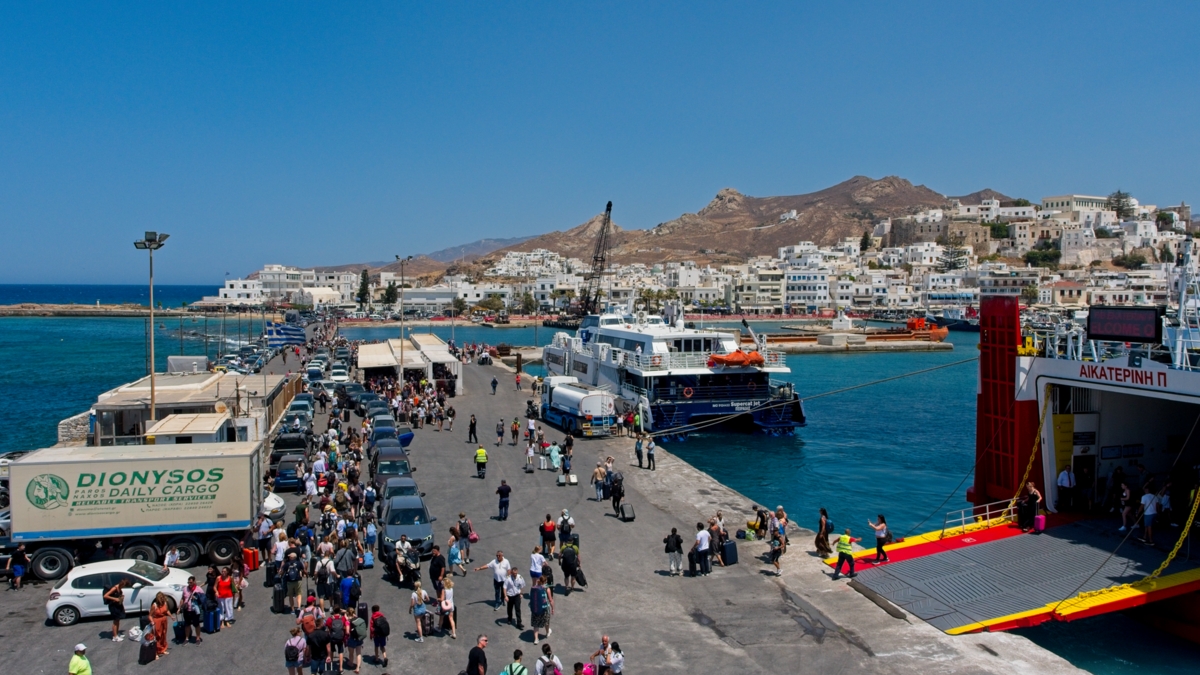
[199,180,1193,315]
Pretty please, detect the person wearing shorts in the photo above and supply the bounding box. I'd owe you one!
[6,543,29,589]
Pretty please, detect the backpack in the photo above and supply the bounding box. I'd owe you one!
[539,656,562,675]
[351,617,369,641]
[330,617,346,643]
[316,559,331,584]
[301,613,317,634]
[560,546,577,566]
[558,518,572,536]
[334,548,354,575]
[373,614,390,637]
[348,578,361,603]
[284,640,301,663]
[285,560,302,582]
[530,586,547,614]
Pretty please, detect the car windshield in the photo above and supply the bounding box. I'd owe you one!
[385,484,419,498]
[278,462,299,473]
[378,460,410,475]
[386,507,429,526]
[129,560,170,582]
[344,384,365,394]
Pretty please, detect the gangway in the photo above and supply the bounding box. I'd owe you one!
[837,516,1200,634]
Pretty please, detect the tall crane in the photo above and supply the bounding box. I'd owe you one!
[578,201,613,316]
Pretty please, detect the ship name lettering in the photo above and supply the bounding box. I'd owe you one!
[1077,364,1165,387]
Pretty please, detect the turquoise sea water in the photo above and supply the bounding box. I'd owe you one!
[3,310,1198,671]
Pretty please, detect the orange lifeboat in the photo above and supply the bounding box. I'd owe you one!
[708,350,765,368]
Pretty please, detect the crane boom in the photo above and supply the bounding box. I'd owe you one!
[579,201,613,316]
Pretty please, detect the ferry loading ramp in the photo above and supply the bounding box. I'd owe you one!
[844,518,1200,634]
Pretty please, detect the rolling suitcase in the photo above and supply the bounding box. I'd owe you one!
[420,608,436,635]
[244,547,260,571]
[720,540,738,565]
[203,609,221,633]
[557,475,566,486]
[574,567,587,587]
[539,455,548,470]
[620,503,635,522]
[138,632,158,665]
[1033,514,1046,533]
[173,620,186,644]
[602,482,611,499]
[362,551,374,568]
[272,581,288,614]
[264,561,277,587]
[357,602,369,621]
[568,474,578,485]
[524,465,535,474]
[687,550,698,577]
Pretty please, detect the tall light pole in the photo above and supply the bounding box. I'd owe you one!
[396,255,412,384]
[134,231,169,426]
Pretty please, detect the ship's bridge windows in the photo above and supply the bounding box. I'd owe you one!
[600,318,622,326]
[670,338,714,352]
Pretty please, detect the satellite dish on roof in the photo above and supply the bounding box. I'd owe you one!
[214,401,228,414]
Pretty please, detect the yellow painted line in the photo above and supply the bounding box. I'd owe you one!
[822,518,1014,566]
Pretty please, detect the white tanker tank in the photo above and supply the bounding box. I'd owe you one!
[540,376,617,437]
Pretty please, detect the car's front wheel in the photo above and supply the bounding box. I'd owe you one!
[53,605,81,627]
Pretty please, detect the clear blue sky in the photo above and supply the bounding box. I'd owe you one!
[2,3,1197,284]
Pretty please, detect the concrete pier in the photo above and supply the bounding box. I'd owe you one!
[0,346,1082,675]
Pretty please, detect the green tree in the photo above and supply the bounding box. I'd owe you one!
[382,281,398,306]
[985,221,1010,239]
[1021,285,1040,304]
[1106,190,1134,220]
[479,295,505,312]
[519,292,538,315]
[936,234,970,272]
[1113,253,1147,269]
[451,296,468,316]
[859,230,872,252]
[1011,198,1033,207]
[1160,244,1175,263]
[1023,242,1061,269]
[355,269,370,306]
[1156,211,1176,231]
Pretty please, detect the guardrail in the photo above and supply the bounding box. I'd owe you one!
[941,499,1016,538]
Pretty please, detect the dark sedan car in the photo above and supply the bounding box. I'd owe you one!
[379,495,436,561]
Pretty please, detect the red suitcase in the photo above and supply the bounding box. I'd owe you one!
[244,547,260,571]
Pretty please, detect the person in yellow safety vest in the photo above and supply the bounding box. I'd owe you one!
[474,446,489,479]
[831,529,861,580]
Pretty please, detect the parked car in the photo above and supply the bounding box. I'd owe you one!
[281,411,312,431]
[355,393,382,417]
[288,400,314,417]
[46,560,192,626]
[330,367,350,383]
[271,432,309,467]
[273,455,305,492]
[380,476,423,501]
[378,495,436,562]
[261,491,286,519]
[370,447,414,490]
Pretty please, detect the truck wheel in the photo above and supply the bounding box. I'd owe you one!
[167,538,203,568]
[121,541,159,562]
[206,536,239,565]
[53,604,81,626]
[32,548,73,581]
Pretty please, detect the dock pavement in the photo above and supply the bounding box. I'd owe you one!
[0,340,1085,675]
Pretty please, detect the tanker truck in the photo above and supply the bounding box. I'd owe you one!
[0,442,266,581]
[540,376,617,437]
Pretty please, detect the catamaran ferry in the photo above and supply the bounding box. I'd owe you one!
[542,311,805,437]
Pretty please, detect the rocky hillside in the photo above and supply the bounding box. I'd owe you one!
[493,175,957,265]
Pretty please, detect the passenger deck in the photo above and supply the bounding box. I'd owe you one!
[840,518,1200,634]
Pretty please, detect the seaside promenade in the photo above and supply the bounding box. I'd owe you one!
[0,340,1083,675]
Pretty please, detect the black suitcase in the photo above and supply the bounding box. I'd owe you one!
[358,602,370,621]
[420,609,436,635]
[173,620,186,644]
[620,503,635,522]
[273,581,288,614]
[720,540,738,565]
[602,482,611,499]
[687,550,698,577]
[264,562,277,587]
[139,633,158,665]
[574,567,587,587]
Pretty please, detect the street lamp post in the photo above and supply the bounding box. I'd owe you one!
[134,231,169,427]
[396,255,412,384]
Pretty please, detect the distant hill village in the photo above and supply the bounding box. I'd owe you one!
[199,189,1194,315]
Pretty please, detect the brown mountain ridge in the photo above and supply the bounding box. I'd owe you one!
[492,175,974,266]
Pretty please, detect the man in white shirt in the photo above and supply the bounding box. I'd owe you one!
[474,551,512,610]
[312,456,327,476]
[692,522,712,576]
[1057,465,1076,511]
[1140,486,1159,544]
[502,567,526,629]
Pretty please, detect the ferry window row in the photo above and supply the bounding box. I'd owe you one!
[595,334,651,353]
[670,338,714,353]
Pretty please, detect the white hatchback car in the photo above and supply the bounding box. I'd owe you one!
[47,559,191,626]
[329,368,350,383]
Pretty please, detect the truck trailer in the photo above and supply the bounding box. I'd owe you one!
[540,376,617,437]
[1,442,265,581]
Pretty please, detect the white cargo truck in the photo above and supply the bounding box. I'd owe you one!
[540,375,618,437]
[0,442,264,581]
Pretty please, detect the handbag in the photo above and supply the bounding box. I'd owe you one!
[441,599,453,613]
[468,532,480,544]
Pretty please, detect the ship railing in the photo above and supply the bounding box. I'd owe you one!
[940,499,1016,539]
[623,349,787,371]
